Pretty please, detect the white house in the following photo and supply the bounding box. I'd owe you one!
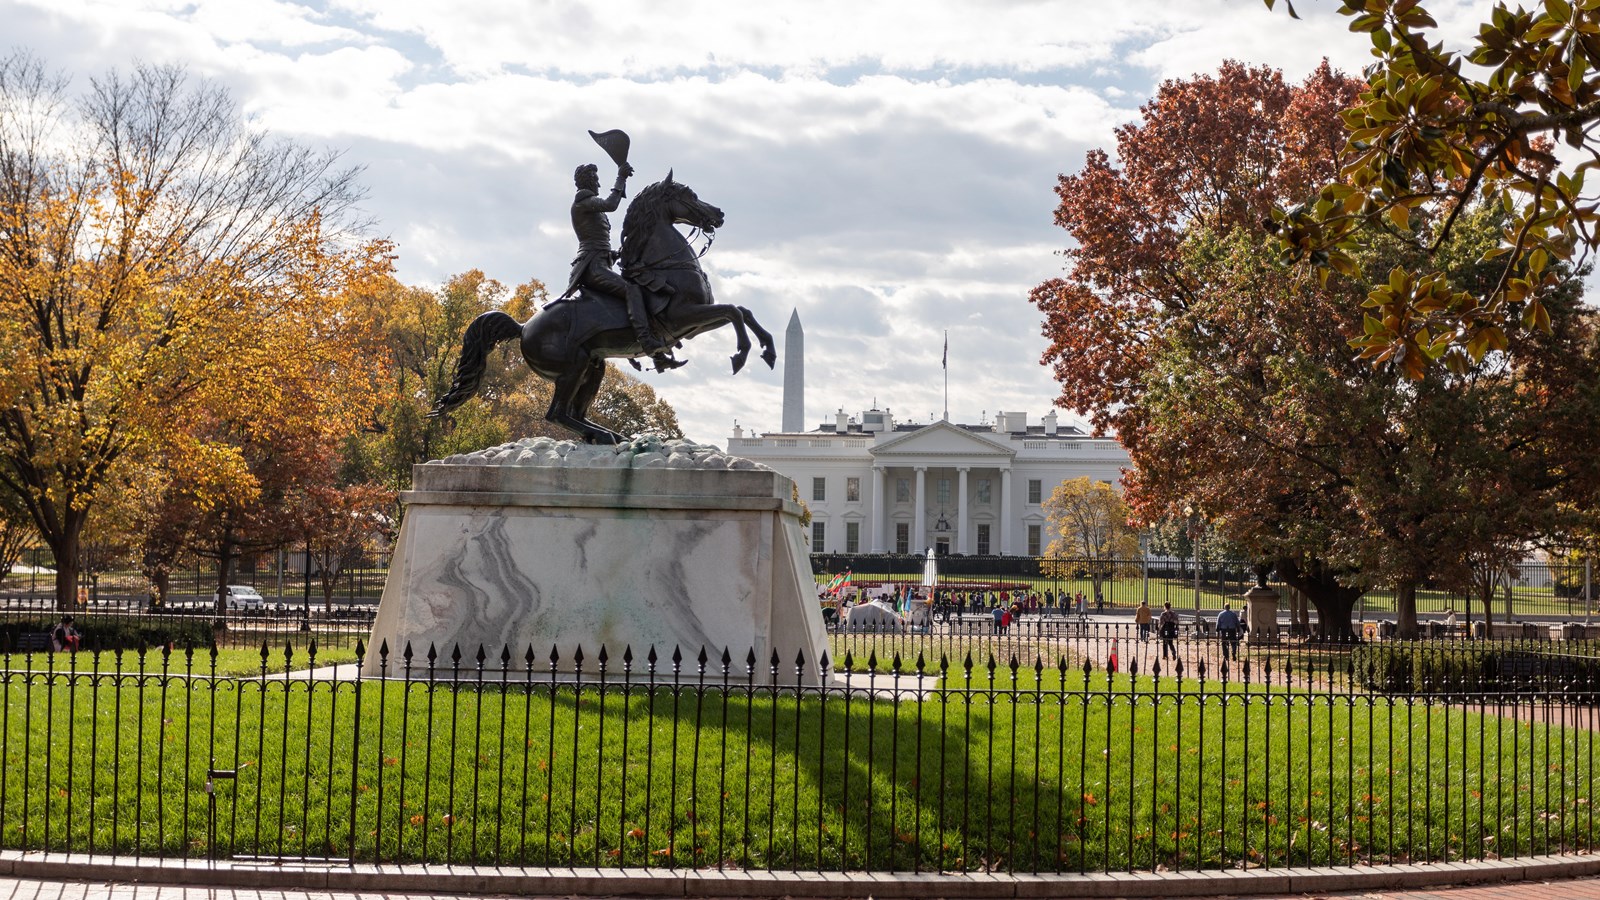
[728,406,1129,556]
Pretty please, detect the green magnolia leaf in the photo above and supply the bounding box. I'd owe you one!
[1528,18,1565,41]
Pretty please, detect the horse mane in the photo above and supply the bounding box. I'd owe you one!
[620,180,678,267]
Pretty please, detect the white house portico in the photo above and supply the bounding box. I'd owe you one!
[866,421,1017,555]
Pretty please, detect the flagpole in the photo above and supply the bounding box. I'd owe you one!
[942,329,949,422]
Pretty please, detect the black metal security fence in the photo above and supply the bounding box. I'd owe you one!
[824,619,1600,691]
[0,608,371,653]
[1,641,1597,873]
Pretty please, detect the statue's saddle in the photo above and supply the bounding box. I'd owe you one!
[548,288,672,350]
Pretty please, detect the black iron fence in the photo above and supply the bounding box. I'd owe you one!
[0,549,387,610]
[0,606,372,652]
[0,638,1595,872]
[811,553,1599,620]
[825,618,1600,695]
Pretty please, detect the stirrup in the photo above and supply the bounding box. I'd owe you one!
[652,353,687,372]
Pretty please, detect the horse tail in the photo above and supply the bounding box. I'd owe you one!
[427,311,524,418]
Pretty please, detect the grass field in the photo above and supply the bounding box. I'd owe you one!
[0,669,1592,872]
[1,645,360,677]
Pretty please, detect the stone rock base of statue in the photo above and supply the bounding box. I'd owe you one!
[1245,585,1281,644]
[362,437,830,684]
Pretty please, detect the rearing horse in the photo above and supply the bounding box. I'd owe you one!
[429,173,776,444]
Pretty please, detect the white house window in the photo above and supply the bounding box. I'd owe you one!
[896,478,910,503]
[812,477,826,502]
[846,477,860,502]
[936,478,950,506]
[812,521,826,550]
[1027,479,1042,504]
[977,479,991,504]
[1027,524,1042,556]
[976,524,991,555]
[895,522,910,554]
[845,521,860,553]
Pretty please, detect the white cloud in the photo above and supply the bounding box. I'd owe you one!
[1,0,1506,443]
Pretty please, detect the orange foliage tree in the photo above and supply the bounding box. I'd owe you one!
[0,54,390,611]
[1030,62,1600,637]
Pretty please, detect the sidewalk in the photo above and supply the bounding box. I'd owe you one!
[2,850,1600,899]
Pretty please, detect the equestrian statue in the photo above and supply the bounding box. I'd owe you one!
[428,130,776,444]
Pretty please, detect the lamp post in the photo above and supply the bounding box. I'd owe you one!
[302,545,312,633]
[1139,530,1150,607]
[1185,504,1204,618]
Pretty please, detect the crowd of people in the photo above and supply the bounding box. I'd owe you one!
[822,578,1259,661]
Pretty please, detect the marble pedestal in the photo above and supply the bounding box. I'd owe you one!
[363,437,830,684]
[1245,585,1281,644]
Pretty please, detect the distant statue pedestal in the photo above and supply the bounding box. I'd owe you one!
[363,437,830,684]
[1245,582,1281,645]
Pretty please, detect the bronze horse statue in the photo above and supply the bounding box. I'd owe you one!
[428,173,776,443]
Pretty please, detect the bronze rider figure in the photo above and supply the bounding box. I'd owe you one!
[559,159,683,370]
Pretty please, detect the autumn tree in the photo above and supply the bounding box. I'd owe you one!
[1265,0,1600,375]
[289,478,393,612]
[0,54,389,610]
[1044,477,1141,598]
[1032,62,1375,634]
[1030,62,1600,638]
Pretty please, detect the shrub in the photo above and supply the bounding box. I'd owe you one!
[0,616,215,654]
[1352,642,1600,694]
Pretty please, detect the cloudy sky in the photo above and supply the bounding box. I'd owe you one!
[4,0,1492,445]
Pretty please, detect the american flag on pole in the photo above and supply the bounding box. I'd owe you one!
[942,331,947,370]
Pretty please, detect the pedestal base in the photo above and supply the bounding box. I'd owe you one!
[363,438,830,684]
[1245,585,1281,645]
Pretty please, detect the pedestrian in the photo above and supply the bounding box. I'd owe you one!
[1095,589,1104,613]
[51,615,80,653]
[990,604,1004,634]
[1076,592,1087,621]
[1158,602,1180,660]
[1134,599,1152,642]
[1216,602,1241,663]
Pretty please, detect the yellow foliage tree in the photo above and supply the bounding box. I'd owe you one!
[0,55,390,610]
[1044,477,1142,598]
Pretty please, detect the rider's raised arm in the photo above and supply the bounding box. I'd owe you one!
[574,185,625,214]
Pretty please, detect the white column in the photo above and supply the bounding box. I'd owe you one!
[956,467,970,555]
[999,468,1012,556]
[913,466,927,552]
[870,466,885,553]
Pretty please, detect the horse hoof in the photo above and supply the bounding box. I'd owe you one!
[731,355,746,375]
[762,349,777,369]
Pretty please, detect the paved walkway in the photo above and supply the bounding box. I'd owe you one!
[0,874,1597,899]
[2,850,1598,899]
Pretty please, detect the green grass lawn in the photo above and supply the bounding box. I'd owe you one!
[0,671,1592,872]
[1,645,361,678]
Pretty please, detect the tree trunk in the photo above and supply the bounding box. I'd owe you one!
[213,522,238,621]
[151,568,170,609]
[322,552,337,613]
[1276,557,1363,641]
[1395,579,1419,639]
[1478,579,1496,636]
[51,525,80,613]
